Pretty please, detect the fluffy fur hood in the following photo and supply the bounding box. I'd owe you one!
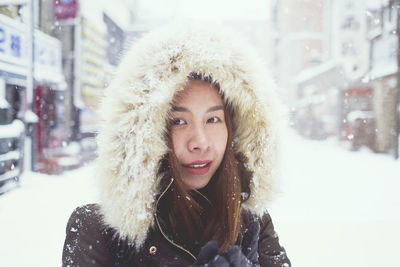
[96,22,285,247]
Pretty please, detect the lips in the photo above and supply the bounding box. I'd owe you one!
[182,160,212,175]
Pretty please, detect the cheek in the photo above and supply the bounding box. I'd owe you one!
[171,130,184,157]
[213,127,228,156]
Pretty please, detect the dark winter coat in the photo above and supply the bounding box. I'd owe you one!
[62,186,290,266]
[62,22,291,267]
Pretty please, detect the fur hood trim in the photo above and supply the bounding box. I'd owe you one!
[96,22,285,247]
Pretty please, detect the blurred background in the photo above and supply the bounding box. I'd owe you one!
[0,0,399,267]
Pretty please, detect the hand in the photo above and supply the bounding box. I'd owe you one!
[191,220,260,267]
[223,245,255,267]
[191,241,229,267]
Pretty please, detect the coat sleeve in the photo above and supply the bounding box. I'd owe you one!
[258,212,291,267]
[62,204,114,267]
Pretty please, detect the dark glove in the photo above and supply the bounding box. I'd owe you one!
[223,245,252,267]
[191,241,229,267]
[191,220,260,267]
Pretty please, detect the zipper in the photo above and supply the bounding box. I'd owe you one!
[154,177,197,261]
[192,188,211,205]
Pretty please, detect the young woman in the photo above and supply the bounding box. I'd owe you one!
[62,23,291,267]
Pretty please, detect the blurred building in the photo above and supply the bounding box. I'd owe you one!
[271,0,337,140]
[334,0,399,156]
[332,0,373,149]
[0,1,67,192]
[0,0,135,190]
[271,0,400,157]
[366,0,399,156]
[271,0,329,100]
[37,0,134,173]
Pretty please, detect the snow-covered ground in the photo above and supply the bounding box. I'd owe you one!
[0,133,399,267]
[0,165,99,267]
[270,134,400,267]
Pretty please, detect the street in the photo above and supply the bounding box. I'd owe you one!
[270,134,400,267]
[0,132,399,267]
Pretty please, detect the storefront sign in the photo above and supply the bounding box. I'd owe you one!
[0,14,28,67]
[370,32,398,78]
[0,14,64,83]
[34,31,63,79]
[54,0,78,22]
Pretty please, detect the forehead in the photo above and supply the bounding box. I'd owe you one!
[173,80,223,106]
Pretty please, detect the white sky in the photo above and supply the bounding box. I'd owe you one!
[136,0,271,22]
[80,0,133,29]
[77,0,272,34]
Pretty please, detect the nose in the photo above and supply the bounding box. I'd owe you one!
[188,124,210,152]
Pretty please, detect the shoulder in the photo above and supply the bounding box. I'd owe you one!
[241,209,276,243]
[66,204,104,231]
[64,203,113,251]
[241,208,278,236]
[63,204,116,267]
[241,208,267,227]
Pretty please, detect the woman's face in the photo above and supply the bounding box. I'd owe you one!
[170,80,228,190]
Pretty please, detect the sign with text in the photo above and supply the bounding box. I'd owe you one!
[34,30,62,77]
[0,14,63,83]
[0,14,28,67]
[54,0,78,22]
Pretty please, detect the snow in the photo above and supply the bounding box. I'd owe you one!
[366,0,386,10]
[0,96,9,109]
[0,120,24,138]
[269,133,400,267]
[0,132,399,267]
[0,164,99,267]
[0,150,19,162]
[24,110,39,123]
[347,110,374,123]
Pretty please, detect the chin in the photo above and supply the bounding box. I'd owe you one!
[183,177,211,190]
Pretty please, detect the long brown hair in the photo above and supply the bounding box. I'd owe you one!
[163,74,242,252]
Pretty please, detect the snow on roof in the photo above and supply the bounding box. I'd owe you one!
[0,97,10,109]
[0,119,24,138]
[347,110,375,123]
[366,0,388,9]
[368,63,398,80]
[295,61,342,85]
[24,110,38,123]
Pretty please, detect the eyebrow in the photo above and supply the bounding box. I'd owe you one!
[171,105,224,113]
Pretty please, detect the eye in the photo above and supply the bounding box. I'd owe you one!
[172,118,186,125]
[207,117,220,123]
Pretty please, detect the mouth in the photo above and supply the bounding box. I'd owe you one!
[182,160,212,175]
